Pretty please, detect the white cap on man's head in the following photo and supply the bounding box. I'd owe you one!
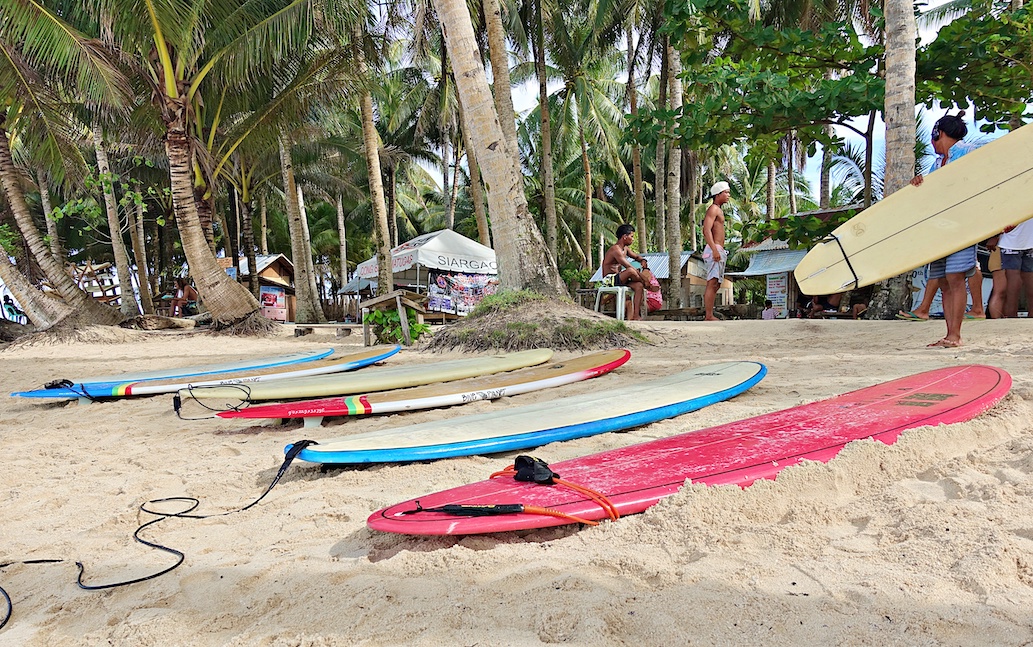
[710,181,730,197]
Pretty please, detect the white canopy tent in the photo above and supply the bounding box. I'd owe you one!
[354,229,497,291]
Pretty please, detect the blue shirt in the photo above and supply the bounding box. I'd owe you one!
[931,140,982,172]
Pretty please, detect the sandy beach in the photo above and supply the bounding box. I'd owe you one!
[2,318,1032,646]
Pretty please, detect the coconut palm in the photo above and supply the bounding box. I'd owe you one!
[433,0,565,294]
[0,2,129,326]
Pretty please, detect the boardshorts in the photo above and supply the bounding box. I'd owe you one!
[928,245,977,279]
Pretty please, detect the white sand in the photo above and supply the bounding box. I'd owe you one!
[2,318,1032,646]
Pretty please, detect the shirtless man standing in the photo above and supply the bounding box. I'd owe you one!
[600,223,648,320]
[703,181,730,321]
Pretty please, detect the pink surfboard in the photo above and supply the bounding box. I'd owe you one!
[368,365,1011,535]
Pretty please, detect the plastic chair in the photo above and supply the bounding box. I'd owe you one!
[595,286,630,320]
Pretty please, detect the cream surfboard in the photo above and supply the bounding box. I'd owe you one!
[795,124,1033,296]
[217,350,630,427]
[180,349,554,403]
[285,361,766,464]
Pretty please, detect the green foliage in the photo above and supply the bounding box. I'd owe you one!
[470,290,549,315]
[629,0,884,154]
[740,208,858,250]
[560,266,593,290]
[362,307,431,345]
[0,224,19,254]
[918,0,1032,129]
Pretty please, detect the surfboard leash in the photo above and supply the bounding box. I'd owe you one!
[43,379,100,403]
[402,455,619,527]
[173,383,255,420]
[0,439,318,633]
[823,233,861,290]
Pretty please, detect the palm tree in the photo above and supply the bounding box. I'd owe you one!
[867,0,918,319]
[520,0,629,270]
[0,3,128,325]
[433,0,565,294]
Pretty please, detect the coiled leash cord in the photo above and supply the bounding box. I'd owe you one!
[173,383,255,420]
[406,455,619,527]
[0,439,318,632]
[43,379,99,403]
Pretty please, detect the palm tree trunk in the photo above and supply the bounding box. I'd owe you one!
[434,0,565,294]
[130,201,155,314]
[277,133,325,323]
[0,126,121,324]
[92,125,141,316]
[820,124,833,209]
[166,122,259,325]
[36,170,65,263]
[259,193,269,255]
[867,0,917,320]
[456,91,491,246]
[767,161,776,218]
[387,166,398,247]
[685,149,699,251]
[336,194,348,287]
[654,39,669,250]
[536,0,558,260]
[448,145,461,229]
[356,33,395,296]
[482,0,522,172]
[296,184,323,316]
[627,26,647,255]
[240,196,260,297]
[786,132,798,214]
[665,42,683,309]
[442,131,452,229]
[580,127,593,271]
[0,253,73,327]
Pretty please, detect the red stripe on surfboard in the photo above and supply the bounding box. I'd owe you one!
[368,365,1011,535]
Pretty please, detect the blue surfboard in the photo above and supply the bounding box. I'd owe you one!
[12,346,340,400]
[287,361,766,464]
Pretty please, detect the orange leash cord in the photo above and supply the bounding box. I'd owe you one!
[490,456,620,523]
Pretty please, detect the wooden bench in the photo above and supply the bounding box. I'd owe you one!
[293,322,364,338]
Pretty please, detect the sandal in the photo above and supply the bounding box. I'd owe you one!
[926,338,962,348]
[896,310,929,322]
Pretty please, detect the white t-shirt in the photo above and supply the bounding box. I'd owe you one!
[999,218,1033,252]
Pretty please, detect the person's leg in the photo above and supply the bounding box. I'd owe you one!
[1003,269,1022,317]
[704,278,719,321]
[987,270,1007,318]
[1022,260,1033,316]
[629,281,644,320]
[904,277,941,319]
[938,271,967,346]
[966,272,985,318]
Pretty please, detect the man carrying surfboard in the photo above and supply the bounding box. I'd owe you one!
[601,224,648,320]
[910,112,980,348]
[703,181,730,321]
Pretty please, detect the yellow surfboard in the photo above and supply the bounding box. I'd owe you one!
[795,124,1033,296]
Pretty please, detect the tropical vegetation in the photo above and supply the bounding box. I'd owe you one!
[0,0,1029,330]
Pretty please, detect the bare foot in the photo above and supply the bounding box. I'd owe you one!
[926,338,962,348]
[704,316,720,321]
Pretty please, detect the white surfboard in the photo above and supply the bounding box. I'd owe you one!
[795,124,1033,296]
[181,349,555,403]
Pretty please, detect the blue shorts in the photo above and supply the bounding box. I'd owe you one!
[928,246,977,279]
[1001,248,1033,272]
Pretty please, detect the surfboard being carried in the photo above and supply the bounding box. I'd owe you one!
[368,365,1010,535]
[217,349,631,427]
[288,361,766,465]
[795,125,1033,296]
[11,347,337,401]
